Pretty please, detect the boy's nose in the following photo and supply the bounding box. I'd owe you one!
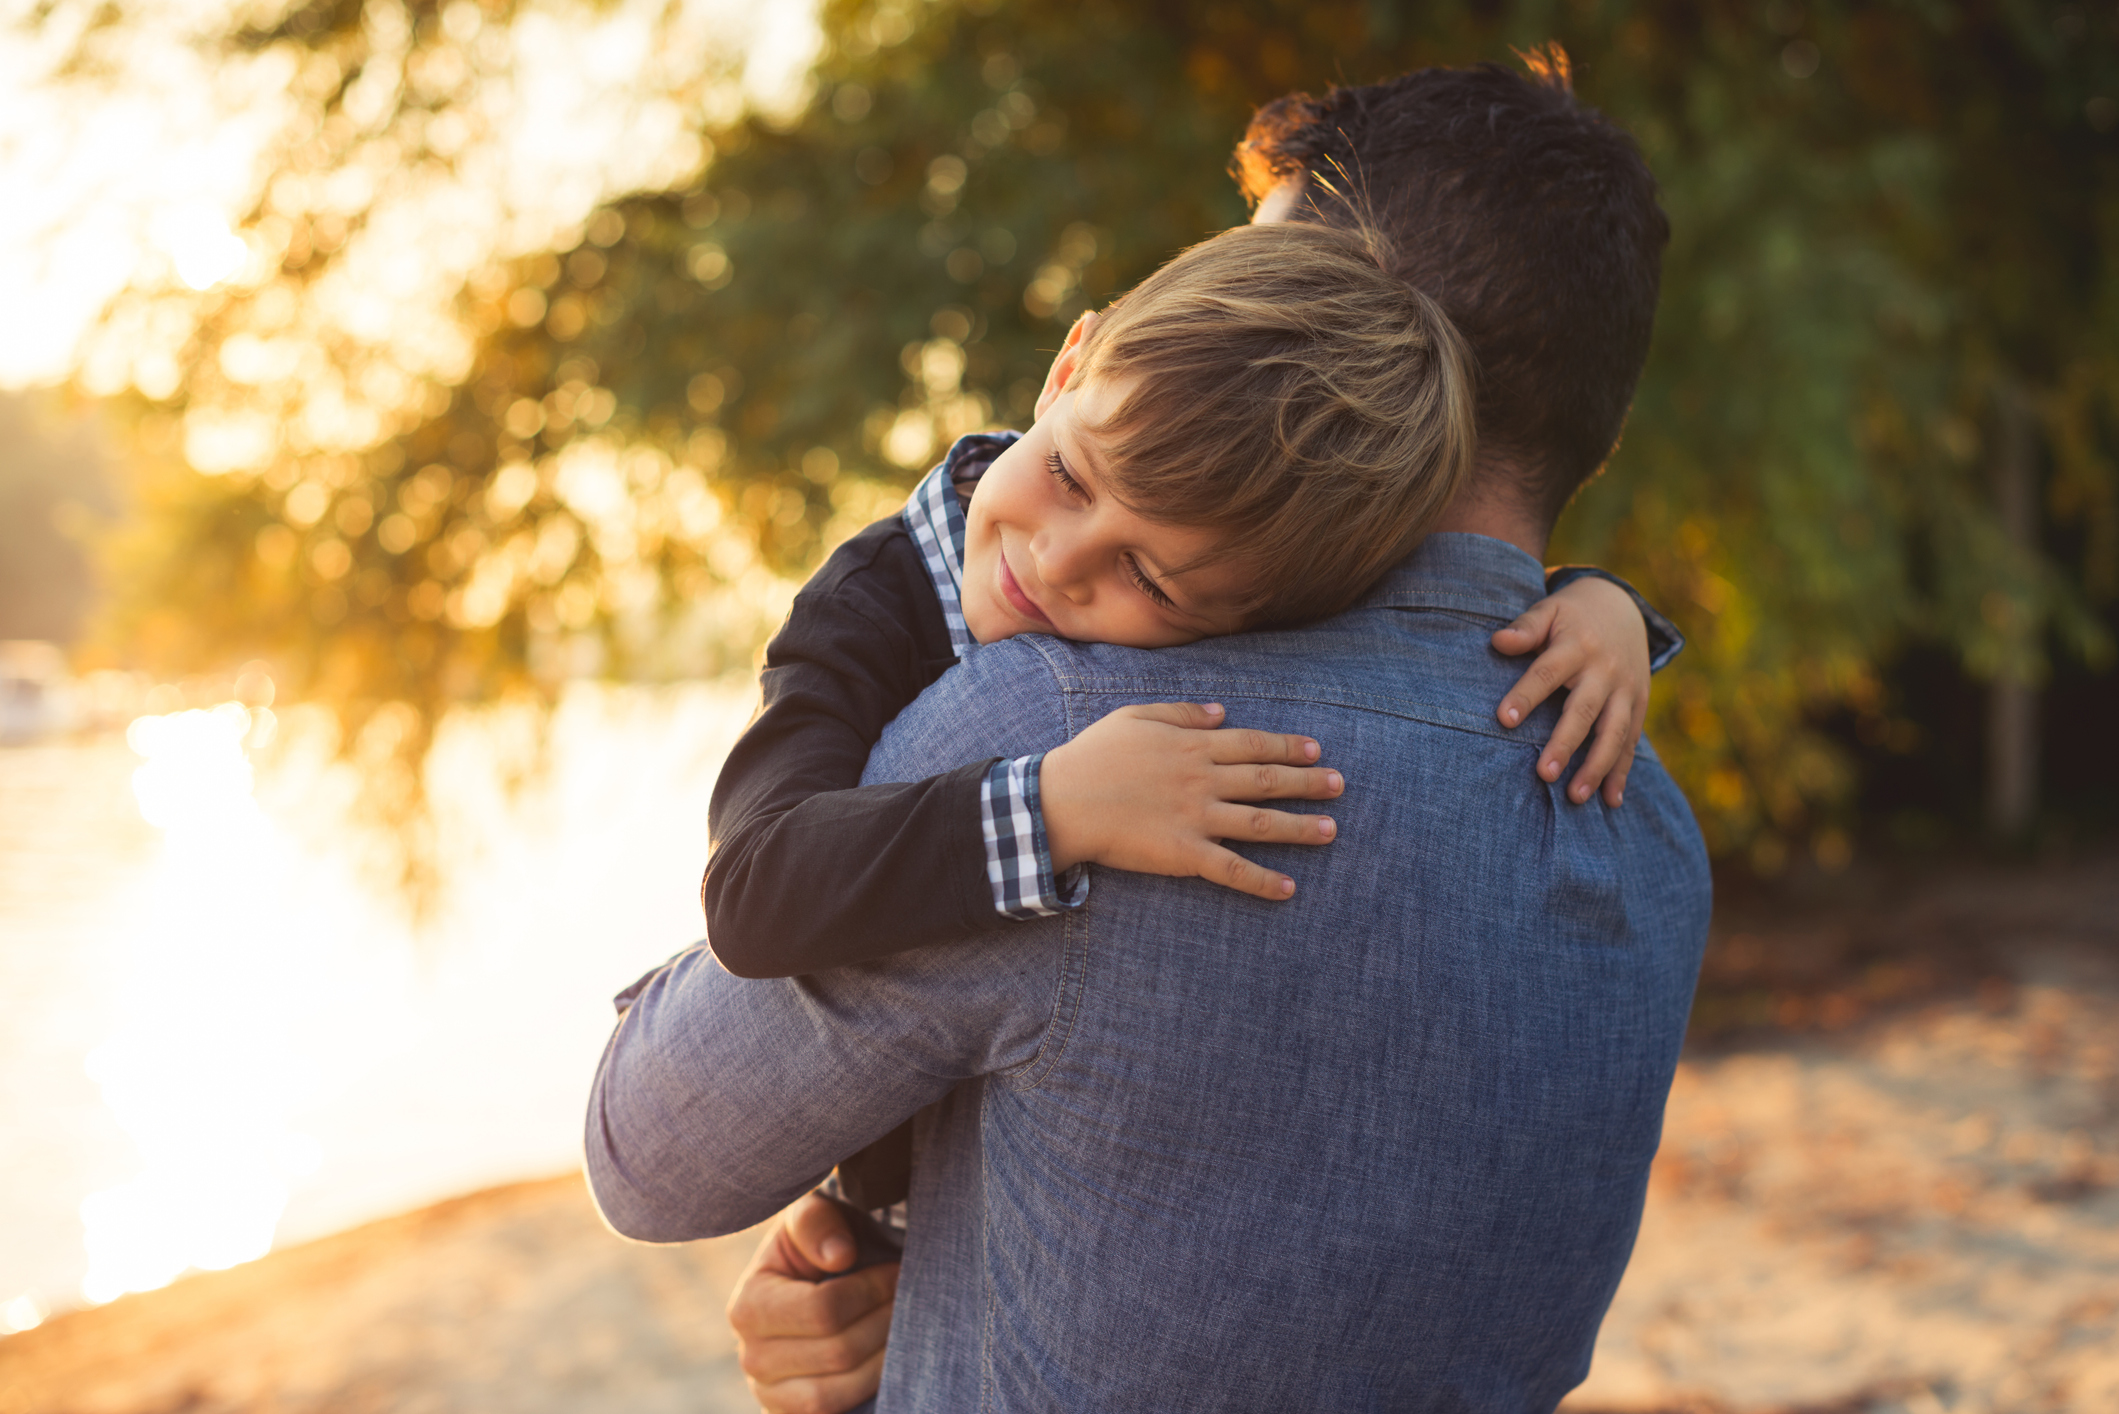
[1033,531,1097,602]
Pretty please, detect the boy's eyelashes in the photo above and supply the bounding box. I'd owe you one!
[1125,554,1176,609]
[1042,450,1177,612]
[1044,451,1087,501]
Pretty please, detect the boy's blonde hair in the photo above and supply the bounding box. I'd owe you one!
[1071,219,1475,626]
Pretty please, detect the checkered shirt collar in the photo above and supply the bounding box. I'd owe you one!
[901,431,1018,660]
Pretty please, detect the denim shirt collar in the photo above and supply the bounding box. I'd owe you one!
[1359,533,1549,622]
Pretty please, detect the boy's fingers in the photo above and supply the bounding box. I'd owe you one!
[1206,729,1323,766]
[1490,599,1559,658]
[1116,701,1225,730]
[1602,736,1639,809]
[1214,763,1343,801]
[1537,682,1606,793]
[1207,803,1337,847]
[1570,698,1634,804]
[1194,843,1298,901]
[1496,643,1585,728]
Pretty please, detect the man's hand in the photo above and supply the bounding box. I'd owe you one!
[1039,702,1344,901]
[1490,575,1653,808]
[727,1193,899,1414]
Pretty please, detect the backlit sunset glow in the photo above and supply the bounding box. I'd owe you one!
[0,0,816,1311]
[33,686,751,1311]
[81,704,326,1303]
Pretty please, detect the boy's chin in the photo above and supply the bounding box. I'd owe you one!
[960,600,1009,646]
[967,621,1024,646]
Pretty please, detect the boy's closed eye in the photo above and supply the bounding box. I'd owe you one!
[1043,449,1179,611]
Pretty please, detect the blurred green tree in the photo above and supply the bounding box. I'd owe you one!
[88,0,2119,871]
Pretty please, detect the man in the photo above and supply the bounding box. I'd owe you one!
[588,54,1710,1412]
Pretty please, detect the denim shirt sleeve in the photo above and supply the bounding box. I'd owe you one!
[584,640,1080,1243]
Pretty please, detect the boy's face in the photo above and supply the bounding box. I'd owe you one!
[961,351,1251,649]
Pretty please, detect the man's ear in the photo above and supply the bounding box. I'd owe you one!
[1033,311,1098,421]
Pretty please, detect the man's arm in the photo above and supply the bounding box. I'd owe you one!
[586,639,1078,1242]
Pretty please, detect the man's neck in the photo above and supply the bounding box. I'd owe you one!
[1428,470,1549,561]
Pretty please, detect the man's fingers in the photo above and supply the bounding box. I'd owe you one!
[1207,802,1337,847]
[783,1192,859,1275]
[1115,701,1227,730]
[1495,641,1585,728]
[1489,598,1560,658]
[1192,842,1298,901]
[1211,761,1343,800]
[750,1344,889,1414]
[739,1290,896,1383]
[734,1263,896,1341]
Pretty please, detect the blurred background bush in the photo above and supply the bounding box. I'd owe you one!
[12,0,2119,869]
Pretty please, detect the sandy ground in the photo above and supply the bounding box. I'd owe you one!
[5,858,2115,1414]
[0,1180,764,1414]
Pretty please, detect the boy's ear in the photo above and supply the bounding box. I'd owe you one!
[1034,311,1098,421]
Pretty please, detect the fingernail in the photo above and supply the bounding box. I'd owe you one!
[1317,817,1336,839]
[1278,877,1295,897]
[1613,792,1624,807]
[1204,703,1224,716]
[821,1236,851,1268]
[1303,740,1319,761]
[1541,759,1557,779]
[1503,705,1520,725]
[1326,771,1343,792]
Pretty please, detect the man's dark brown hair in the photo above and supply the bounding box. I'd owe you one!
[1234,47,1669,528]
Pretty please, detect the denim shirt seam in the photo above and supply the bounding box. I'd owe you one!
[995,909,1089,1092]
[1363,591,1526,620]
[980,638,1093,1094]
[1049,676,1562,748]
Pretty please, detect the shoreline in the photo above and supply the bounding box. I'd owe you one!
[0,1175,765,1414]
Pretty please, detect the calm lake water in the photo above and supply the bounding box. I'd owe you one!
[0,683,755,1328]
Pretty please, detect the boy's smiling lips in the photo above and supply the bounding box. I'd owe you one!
[996,539,1053,626]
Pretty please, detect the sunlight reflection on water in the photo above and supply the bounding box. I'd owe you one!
[80,703,332,1302]
[17,683,753,1313]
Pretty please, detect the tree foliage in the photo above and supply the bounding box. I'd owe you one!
[91,0,2119,870]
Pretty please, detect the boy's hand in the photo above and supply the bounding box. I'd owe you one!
[727,1193,898,1414]
[1491,576,1651,808]
[1040,703,1343,901]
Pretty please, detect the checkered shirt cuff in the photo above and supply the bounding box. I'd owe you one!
[979,754,1091,920]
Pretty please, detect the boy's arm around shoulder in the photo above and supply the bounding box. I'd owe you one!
[703,518,1000,977]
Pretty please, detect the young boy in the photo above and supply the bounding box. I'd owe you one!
[699,218,1678,1210]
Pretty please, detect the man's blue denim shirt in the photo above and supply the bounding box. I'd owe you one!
[587,533,1713,1413]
